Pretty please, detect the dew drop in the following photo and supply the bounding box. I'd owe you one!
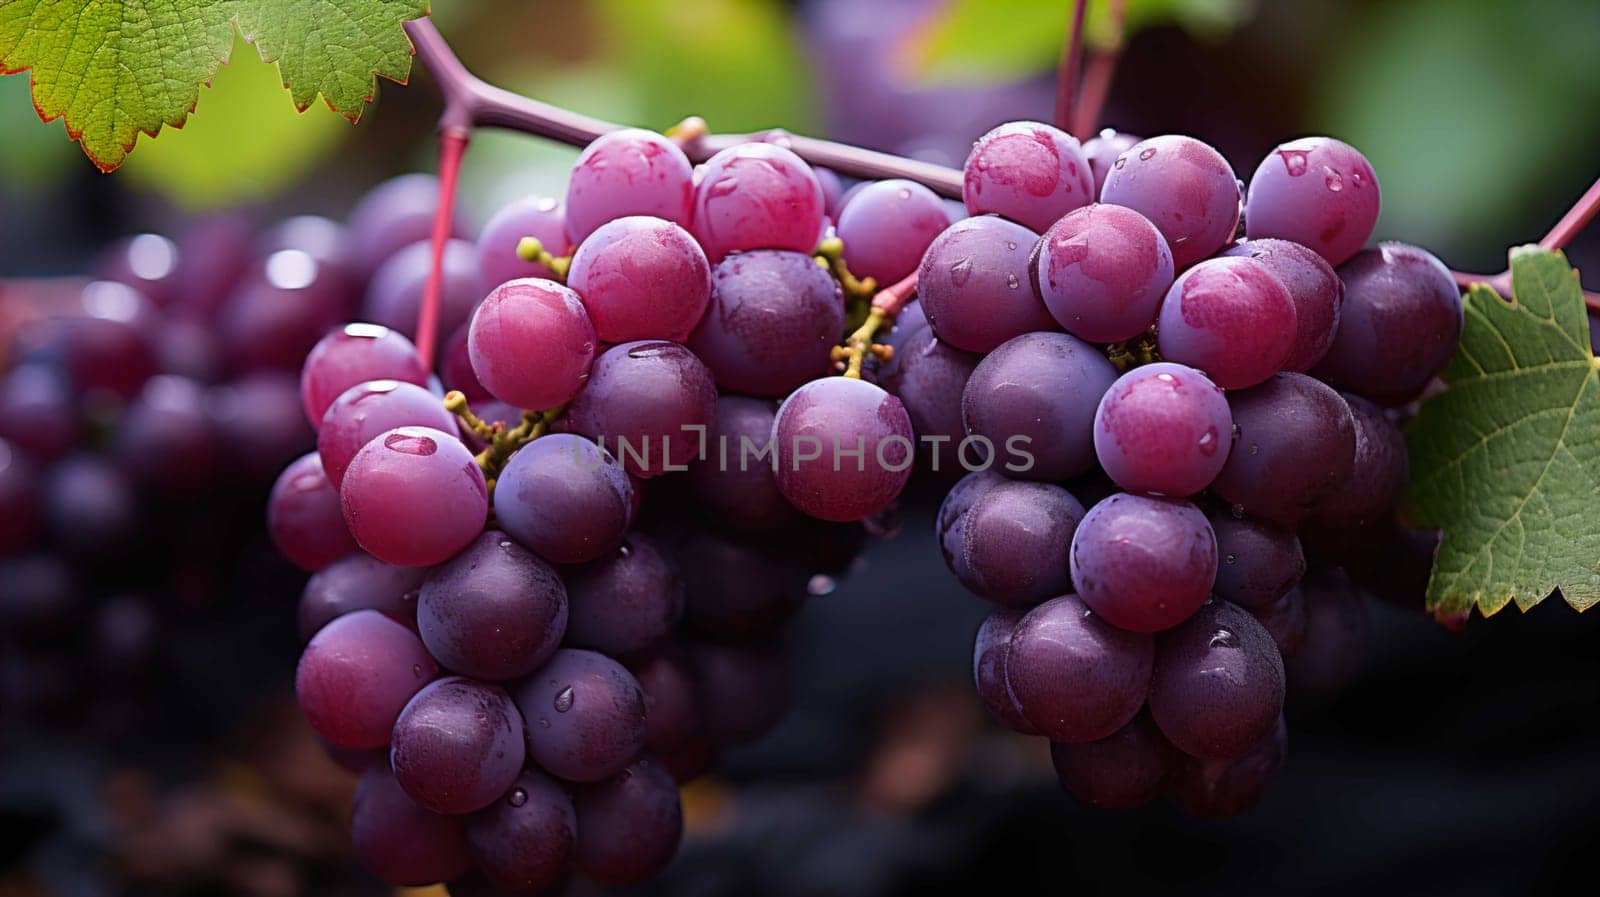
[1209,629,1237,649]
[1323,167,1343,192]
[411,664,424,677]
[949,257,974,286]
[617,542,632,559]
[538,717,551,728]
[1005,273,1019,290]
[508,787,528,807]
[1113,157,1127,170]
[1224,552,1237,566]
[553,686,575,713]
[1139,147,1157,161]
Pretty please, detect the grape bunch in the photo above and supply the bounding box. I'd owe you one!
[278,130,915,891]
[907,123,1460,816]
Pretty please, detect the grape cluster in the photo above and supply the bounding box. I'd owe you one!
[911,123,1461,816]
[279,130,907,891]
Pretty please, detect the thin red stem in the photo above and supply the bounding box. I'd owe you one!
[415,128,469,371]
[871,271,919,317]
[1071,0,1127,140]
[1539,175,1600,251]
[1054,0,1088,134]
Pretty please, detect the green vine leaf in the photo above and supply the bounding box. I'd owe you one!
[0,0,429,172]
[1406,247,1600,617]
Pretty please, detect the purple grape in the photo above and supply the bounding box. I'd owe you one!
[669,527,805,640]
[268,452,357,571]
[466,277,596,412]
[347,173,468,276]
[917,215,1057,353]
[154,317,223,381]
[300,323,428,427]
[439,320,490,403]
[1155,256,1296,389]
[112,375,221,494]
[98,233,181,307]
[566,129,695,245]
[1246,137,1380,266]
[815,166,845,215]
[391,677,526,815]
[295,609,437,749]
[957,479,1084,606]
[1311,243,1463,406]
[1312,394,1408,529]
[567,216,712,343]
[515,648,646,782]
[476,195,568,290]
[362,238,481,340]
[1034,203,1174,343]
[573,756,683,886]
[0,365,80,461]
[41,454,139,556]
[1167,714,1287,817]
[961,332,1117,481]
[1250,586,1308,658]
[1005,594,1153,742]
[340,427,488,567]
[1070,493,1216,633]
[689,639,790,746]
[1050,710,1174,810]
[937,471,1004,587]
[562,534,684,655]
[20,310,156,400]
[299,552,427,641]
[1148,600,1285,759]
[961,121,1094,231]
[350,765,474,887]
[1209,512,1305,609]
[629,645,702,753]
[1083,129,1140,197]
[494,433,634,564]
[687,396,797,530]
[418,531,568,680]
[1093,362,1231,497]
[219,251,347,372]
[1221,238,1344,372]
[876,322,980,473]
[466,770,577,893]
[692,142,825,260]
[1100,134,1240,269]
[0,441,40,553]
[258,214,361,310]
[1212,372,1356,526]
[207,372,315,481]
[686,250,844,397]
[972,608,1039,734]
[563,341,717,478]
[317,380,457,489]
[1286,571,1370,701]
[772,376,913,522]
[836,179,953,284]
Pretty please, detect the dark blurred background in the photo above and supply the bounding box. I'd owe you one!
[2,0,1598,895]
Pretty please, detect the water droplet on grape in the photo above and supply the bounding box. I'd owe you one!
[807,574,836,596]
[1139,147,1157,161]
[1278,149,1309,176]
[1224,552,1237,566]
[553,686,575,713]
[617,542,632,559]
[1208,629,1237,648]
[1006,273,1019,290]
[950,257,974,286]
[411,664,423,677]
[538,717,551,728]
[1323,167,1343,192]
[508,787,528,807]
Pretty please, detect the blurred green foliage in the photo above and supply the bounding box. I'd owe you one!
[0,72,75,189]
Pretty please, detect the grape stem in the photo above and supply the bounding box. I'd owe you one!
[1072,0,1128,140]
[830,272,918,379]
[1053,0,1088,135]
[414,128,469,371]
[515,237,571,280]
[813,237,878,302]
[1450,174,1600,312]
[444,390,561,484]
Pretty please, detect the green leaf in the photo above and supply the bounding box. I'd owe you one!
[904,0,1252,85]
[0,0,428,172]
[1406,248,1600,617]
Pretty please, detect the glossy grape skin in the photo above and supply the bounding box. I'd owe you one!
[340,426,488,567]
[391,677,526,815]
[1208,512,1305,609]
[1221,238,1345,372]
[917,215,1058,353]
[41,455,139,557]
[563,341,718,478]
[693,143,825,260]
[348,173,468,276]
[565,216,711,343]
[438,320,490,403]
[687,250,844,397]
[563,535,684,655]
[1070,493,1216,633]
[687,396,797,530]
[317,380,456,488]
[515,648,647,782]
[1246,137,1380,266]
[465,770,577,893]
[363,239,481,341]
[0,441,40,554]
[1155,256,1296,389]
[1212,373,1357,526]
[573,757,684,886]
[961,332,1117,481]
[1083,129,1140,197]
[566,128,695,244]
[299,323,428,427]
[972,608,1040,734]
[418,531,568,680]
[1050,710,1175,810]
[1100,134,1241,268]
[219,251,348,373]
[1005,594,1154,743]
[957,479,1084,606]
[814,165,845,214]
[1312,394,1408,529]
[1250,586,1308,658]
[876,322,981,473]
[836,179,953,283]
[467,277,596,412]
[350,765,474,887]
[1285,571,1370,701]
[494,434,634,564]
[153,317,222,381]
[1093,363,1231,497]
[669,527,805,640]
[961,121,1095,231]
[299,552,427,641]
[98,233,181,307]
[0,365,80,461]
[477,195,568,290]
[113,375,221,494]
[629,645,702,753]
[1148,600,1285,759]
[258,214,361,310]
[688,639,790,746]
[295,610,437,749]
[1167,713,1287,818]
[1311,243,1463,406]
[772,376,914,522]
[268,452,357,571]
[208,372,315,481]
[1034,203,1174,343]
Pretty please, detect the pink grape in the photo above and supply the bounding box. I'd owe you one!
[317,380,457,488]
[1082,129,1140,197]
[268,452,357,572]
[295,609,437,749]
[1092,362,1232,497]
[692,142,825,260]
[467,277,597,411]
[566,215,712,342]
[347,173,469,276]
[1246,136,1380,266]
[1034,203,1174,343]
[772,376,914,522]
[836,178,953,284]
[362,238,481,341]
[339,426,488,567]
[1221,238,1345,372]
[475,195,568,290]
[299,322,428,427]
[962,121,1095,231]
[1100,134,1240,268]
[1155,256,1297,389]
[565,128,695,244]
